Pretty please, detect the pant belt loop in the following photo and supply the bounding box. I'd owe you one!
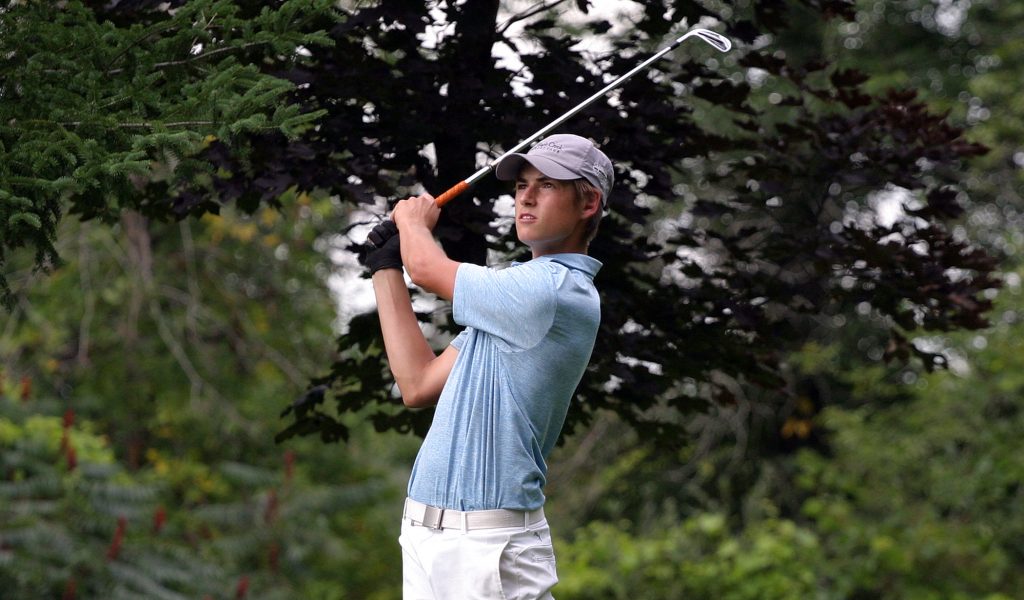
[461,512,468,533]
[524,510,529,528]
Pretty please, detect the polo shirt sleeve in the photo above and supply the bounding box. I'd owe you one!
[453,262,557,350]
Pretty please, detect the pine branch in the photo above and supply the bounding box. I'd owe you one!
[104,19,179,75]
[56,120,218,129]
[106,41,271,76]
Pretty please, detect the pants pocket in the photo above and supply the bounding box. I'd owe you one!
[498,528,559,600]
[399,522,435,600]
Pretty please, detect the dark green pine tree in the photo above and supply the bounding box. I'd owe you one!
[0,0,338,307]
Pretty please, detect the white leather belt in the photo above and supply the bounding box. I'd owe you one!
[404,498,545,531]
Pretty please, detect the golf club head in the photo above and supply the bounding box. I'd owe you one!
[690,28,732,53]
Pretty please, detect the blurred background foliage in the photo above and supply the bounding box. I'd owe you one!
[2,0,1023,598]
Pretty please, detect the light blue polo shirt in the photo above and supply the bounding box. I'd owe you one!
[406,253,602,511]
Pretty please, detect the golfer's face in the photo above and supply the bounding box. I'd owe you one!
[514,165,583,257]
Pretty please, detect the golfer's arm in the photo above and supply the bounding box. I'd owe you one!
[400,224,459,301]
[371,269,458,408]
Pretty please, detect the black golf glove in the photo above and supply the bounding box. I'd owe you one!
[362,220,403,274]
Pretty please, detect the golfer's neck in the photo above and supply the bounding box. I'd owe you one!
[530,240,588,259]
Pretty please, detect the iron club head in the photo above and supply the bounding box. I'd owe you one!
[681,28,732,53]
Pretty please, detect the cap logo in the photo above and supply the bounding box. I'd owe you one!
[532,140,565,154]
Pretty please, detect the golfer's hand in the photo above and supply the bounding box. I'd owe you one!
[361,221,403,274]
[391,194,440,233]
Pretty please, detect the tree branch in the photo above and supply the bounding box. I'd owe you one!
[497,0,573,35]
[58,120,217,129]
[106,41,270,75]
[178,221,202,343]
[76,228,95,367]
[104,19,178,75]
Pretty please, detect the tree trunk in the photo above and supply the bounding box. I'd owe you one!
[432,0,501,266]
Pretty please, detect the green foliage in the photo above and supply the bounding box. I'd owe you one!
[0,389,403,599]
[2,196,341,466]
[828,0,1024,259]
[555,277,1024,599]
[0,394,205,598]
[1,185,408,596]
[0,0,337,307]
[792,282,1024,598]
[557,514,822,600]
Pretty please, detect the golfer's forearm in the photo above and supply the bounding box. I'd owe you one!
[400,225,458,300]
[371,269,439,406]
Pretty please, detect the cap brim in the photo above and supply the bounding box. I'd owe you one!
[494,154,580,182]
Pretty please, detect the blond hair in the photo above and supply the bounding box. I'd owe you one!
[572,179,603,244]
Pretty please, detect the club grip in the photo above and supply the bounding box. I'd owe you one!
[434,180,470,207]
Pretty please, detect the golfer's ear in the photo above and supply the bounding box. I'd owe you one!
[582,189,602,219]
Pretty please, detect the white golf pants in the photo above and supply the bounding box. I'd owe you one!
[399,516,559,599]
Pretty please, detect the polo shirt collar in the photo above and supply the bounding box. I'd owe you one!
[530,253,603,279]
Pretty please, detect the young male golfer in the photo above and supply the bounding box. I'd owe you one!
[363,133,613,599]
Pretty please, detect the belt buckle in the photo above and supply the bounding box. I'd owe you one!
[422,505,445,530]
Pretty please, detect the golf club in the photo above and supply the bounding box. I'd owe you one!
[369,27,732,246]
[433,28,732,206]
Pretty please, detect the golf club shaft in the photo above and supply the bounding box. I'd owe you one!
[433,27,731,207]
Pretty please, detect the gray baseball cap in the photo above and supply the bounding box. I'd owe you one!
[495,134,614,206]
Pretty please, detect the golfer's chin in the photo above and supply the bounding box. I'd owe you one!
[517,229,576,258]
[515,225,547,249]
